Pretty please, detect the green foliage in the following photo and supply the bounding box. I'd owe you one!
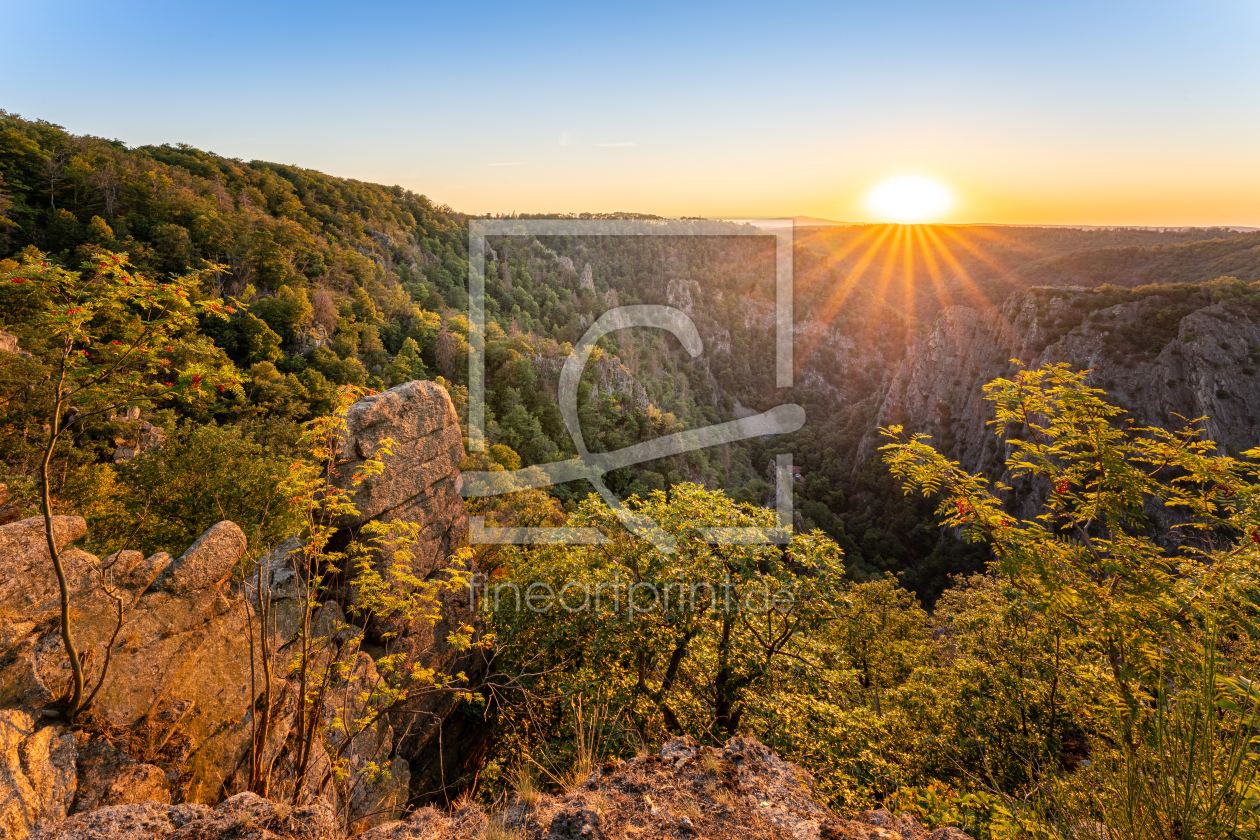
[485,365,1260,835]
[883,362,1260,745]
[7,112,1260,826]
[243,387,482,818]
[252,285,312,345]
[384,337,427,386]
[64,421,300,559]
[0,247,237,721]
[486,484,851,793]
[875,363,1260,836]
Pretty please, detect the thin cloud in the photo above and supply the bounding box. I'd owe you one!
[596,141,635,147]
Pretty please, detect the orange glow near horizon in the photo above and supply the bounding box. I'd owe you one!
[420,152,1260,228]
[792,221,1063,373]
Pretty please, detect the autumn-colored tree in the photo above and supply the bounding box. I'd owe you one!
[882,363,1260,744]
[0,249,238,722]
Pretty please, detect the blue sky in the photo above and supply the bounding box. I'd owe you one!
[3,0,1259,223]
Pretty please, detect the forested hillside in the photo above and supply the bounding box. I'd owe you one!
[5,109,1260,597]
[6,111,1260,840]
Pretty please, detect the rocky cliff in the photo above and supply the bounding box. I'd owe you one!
[863,282,1260,515]
[327,380,487,807]
[0,380,478,840]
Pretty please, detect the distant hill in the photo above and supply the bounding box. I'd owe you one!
[4,110,1259,603]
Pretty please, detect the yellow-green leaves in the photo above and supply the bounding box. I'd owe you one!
[1,249,240,411]
[882,362,1260,748]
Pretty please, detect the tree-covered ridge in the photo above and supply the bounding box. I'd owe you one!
[0,111,467,294]
[4,112,1260,839]
[1017,230,1260,289]
[5,109,1260,602]
[0,114,768,558]
[794,223,1260,328]
[0,110,482,415]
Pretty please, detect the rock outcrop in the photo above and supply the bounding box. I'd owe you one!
[28,736,970,840]
[864,287,1260,494]
[0,331,31,359]
[326,380,485,807]
[70,737,170,813]
[27,802,208,840]
[1,711,77,840]
[0,379,479,839]
[110,407,165,465]
[333,380,468,577]
[27,793,336,840]
[358,736,974,840]
[0,514,258,810]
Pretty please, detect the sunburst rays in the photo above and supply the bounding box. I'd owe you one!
[793,223,1025,378]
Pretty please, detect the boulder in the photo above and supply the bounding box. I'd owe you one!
[333,380,467,578]
[0,516,89,645]
[0,710,77,840]
[110,408,165,464]
[26,802,208,840]
[71,736,169,813]
[151,522,245,595]
[0,519,263,807]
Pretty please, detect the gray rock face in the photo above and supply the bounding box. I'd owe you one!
[864,288,1260,505]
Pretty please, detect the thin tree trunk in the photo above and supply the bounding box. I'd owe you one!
[40,402,83,722]
[81,581,124,711]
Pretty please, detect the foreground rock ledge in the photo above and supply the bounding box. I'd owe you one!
[0,380,479,838]
[27,737,973,840]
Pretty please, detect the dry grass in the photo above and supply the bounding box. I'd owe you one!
[484,814,524,840]
[713,788,737,811]
[528,696,621,792]
[512,765,541,809]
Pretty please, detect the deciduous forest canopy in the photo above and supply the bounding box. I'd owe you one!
[4,110,1260,839]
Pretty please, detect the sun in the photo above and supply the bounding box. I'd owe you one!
[865,175,954,222]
